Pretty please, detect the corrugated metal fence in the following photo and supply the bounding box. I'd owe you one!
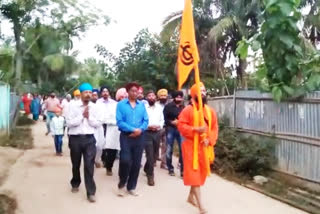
[208,90,320,183]
[0,82,20,135]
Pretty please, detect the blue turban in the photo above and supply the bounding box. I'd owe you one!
[92,89,99,94]
[79,83,93,93]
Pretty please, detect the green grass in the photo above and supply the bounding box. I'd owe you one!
[0,127,33,150]
[16,114,34,126]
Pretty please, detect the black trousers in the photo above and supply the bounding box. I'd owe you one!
[101,123,108,165]
[105,149,118,171]
[144,131,161,177]
[118,132,145,191]
[69,135,96,196]
[102,124,107,136]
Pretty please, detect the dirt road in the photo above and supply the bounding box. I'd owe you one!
[0,122,308,214]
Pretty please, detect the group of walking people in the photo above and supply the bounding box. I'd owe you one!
[21,93,46,121]
[42,81,218,214]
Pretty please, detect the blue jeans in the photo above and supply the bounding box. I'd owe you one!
[46,111,55,133]
[118,133,145,191]
[54,135,63,153]
[166,126,183,174]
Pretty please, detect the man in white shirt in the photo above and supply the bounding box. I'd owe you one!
[96,86,117,169]
[61,94,71,118]
[97,86,116,134]
[91,89,99,104]
[91,89,105,168]
[144,90,164,186]
[66,83,101,203]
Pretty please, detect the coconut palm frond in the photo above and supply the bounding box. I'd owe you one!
[160,16,181,42]
[299,0,317,8]
[304,12,320,29]
[208,16,234,42]
[233,16,249,38]
[300,36,317,54]
[162,10,182,26]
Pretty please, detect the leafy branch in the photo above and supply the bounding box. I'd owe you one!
[236,0,320,102]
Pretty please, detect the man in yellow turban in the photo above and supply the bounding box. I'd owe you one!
[156,88,169,169]
[177,82,218,214]
[73,89,81,101]
[157,88,168,99]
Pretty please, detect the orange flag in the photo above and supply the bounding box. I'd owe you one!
[177,0,200,90]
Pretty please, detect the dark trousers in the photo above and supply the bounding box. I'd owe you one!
[103,124,107,136]
[160,128,167,166]
[69,135,96,196]
[118,132,145,191]
[144,131,161,177]
[101,123,108,164]
[105,149,118,171]
[54,135,63,153]
[166,126,183,174]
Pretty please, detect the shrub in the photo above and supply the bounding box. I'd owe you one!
[214,116,276,177]
[0,127,33,150]
[17,114,34,126]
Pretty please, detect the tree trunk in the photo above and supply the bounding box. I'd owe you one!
[237,58,247,89]
[44,67,49,82]
[37,69,42,88]
[13,22,23,91]
[221,87,225,96]
[310,27,316,46]
[15,49,23,90]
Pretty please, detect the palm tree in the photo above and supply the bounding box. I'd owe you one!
[161,0,263,88]
[161,0,214,45]
[207,0,263,86]
[300,0,320,46]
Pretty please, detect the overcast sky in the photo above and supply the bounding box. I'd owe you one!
[73,0,184,61]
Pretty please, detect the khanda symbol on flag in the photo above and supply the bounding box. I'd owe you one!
[177,0,200,90]
[180,42,194,66]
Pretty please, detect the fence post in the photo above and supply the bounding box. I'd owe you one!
[233,89,236,128]
[6,84,10,135]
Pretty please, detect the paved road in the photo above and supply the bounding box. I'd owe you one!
[0,122,308,214]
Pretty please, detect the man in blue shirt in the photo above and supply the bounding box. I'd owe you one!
[116,82,149,196]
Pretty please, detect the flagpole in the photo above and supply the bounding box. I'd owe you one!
[194,64,204,125]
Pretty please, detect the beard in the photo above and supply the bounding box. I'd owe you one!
[174,99,183,105]
[148,100,156,106]
[82,95,91,103]
[159,98,167,104]
[194,96,207,105]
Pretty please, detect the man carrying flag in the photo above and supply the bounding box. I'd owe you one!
[178,83,218,213]
[176,0,219,213]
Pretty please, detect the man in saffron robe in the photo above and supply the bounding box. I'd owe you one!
[177,82,218,214]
